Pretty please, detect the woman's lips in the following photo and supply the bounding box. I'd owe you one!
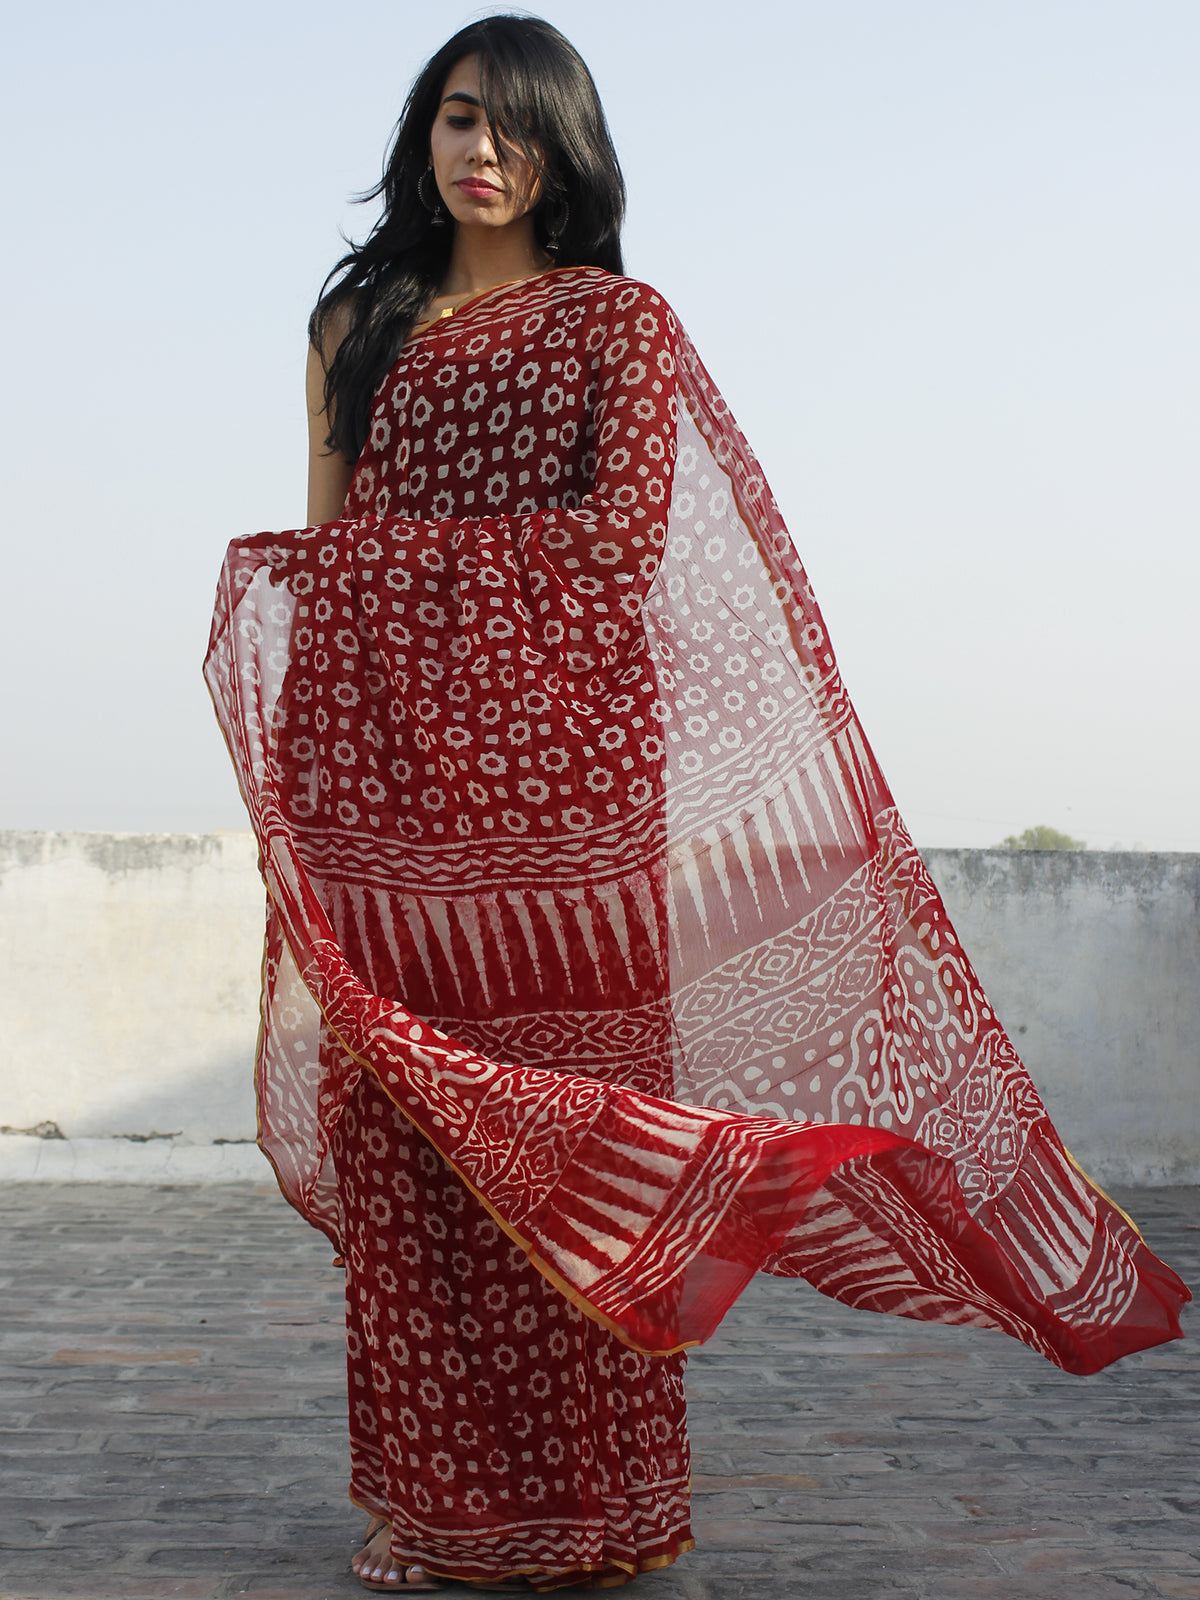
[456,179,500,198]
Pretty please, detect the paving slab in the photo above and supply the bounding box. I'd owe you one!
[0,1181,1195,1600]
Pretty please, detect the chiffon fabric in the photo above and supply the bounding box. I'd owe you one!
[206,266,1187,1587]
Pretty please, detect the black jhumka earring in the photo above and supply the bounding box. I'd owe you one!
[543,197,569,254]
[418,165,448,226]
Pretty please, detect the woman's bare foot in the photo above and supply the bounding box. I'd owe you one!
[351,1517,445,1591]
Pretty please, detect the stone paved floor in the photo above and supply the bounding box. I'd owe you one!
[0,1181,1196,1600]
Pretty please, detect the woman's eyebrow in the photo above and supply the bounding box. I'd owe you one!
[441,91,482,108]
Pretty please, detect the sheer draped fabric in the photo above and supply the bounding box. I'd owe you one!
[206,267,1187,1380]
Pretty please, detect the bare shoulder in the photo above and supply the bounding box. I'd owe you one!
[306,295,357,522]
[311,294,355,370]
[306,296,356,422]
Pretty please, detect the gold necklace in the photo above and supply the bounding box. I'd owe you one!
[427,262,553,324]
[432,291,475,321]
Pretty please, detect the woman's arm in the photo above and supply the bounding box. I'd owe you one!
[306,308,356,525]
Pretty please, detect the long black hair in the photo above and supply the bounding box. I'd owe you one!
[310,15,626,463]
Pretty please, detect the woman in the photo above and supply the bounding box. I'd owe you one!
[205,15,1188,1594]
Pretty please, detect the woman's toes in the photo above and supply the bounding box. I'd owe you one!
[352,1518,396,1581]
[349,1523,442,1591]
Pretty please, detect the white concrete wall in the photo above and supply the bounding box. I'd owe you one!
[0,832,265,1180]
[921,848,1200,1186]
[1,833,1196,1183]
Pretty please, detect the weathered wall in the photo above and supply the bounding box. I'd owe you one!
[1,833,1196,1183]
[919,849,1199,1186]
[0,832,264,1180]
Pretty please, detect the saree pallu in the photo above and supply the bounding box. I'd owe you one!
[206,266,1187,1583]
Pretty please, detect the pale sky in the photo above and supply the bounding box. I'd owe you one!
[2,0,1197,848]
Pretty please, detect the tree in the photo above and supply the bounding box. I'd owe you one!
[997,825,1086,851]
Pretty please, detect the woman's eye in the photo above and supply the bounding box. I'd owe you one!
[446,115,474,129]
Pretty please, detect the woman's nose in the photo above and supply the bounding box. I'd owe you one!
[466,125,498,166]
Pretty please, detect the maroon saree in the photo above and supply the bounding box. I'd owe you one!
[206,266,1187,1585]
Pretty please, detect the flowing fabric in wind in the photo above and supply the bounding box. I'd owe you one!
[205,267,1187,1378]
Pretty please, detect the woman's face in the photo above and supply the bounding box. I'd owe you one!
[429,55,541,230]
